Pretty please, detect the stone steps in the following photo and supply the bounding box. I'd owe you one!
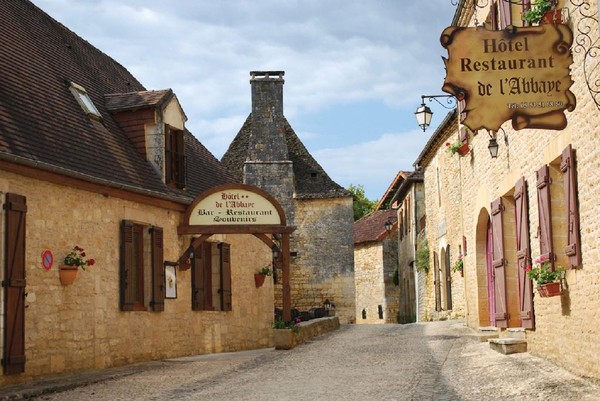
[489,338,528,354]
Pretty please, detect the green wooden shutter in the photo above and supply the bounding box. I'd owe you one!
[220,243,232,311]
[3,193,27,375]
[120,220,134,311]
[150,227,164,312]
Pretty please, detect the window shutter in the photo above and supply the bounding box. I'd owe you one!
[4,193,27,375]
[191,243,204,311]
[491,197,508,328]
[175,131,186,189]
[514,178,535,329]
[560,145,581,268]
[120,220,135,311]
[499,0,511,29]
[150,227,164,312]
[220,243,232,311]
[434,252,441,311]
[489,1,499,30]
[445,245,452,310]
[536,165,554,268]
[458,99,467,123]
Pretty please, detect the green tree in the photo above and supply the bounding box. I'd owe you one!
[347,184,378,221]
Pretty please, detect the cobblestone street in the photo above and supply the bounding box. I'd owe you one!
[5,320,599,401]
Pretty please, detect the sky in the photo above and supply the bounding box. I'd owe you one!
[32,0,458,201]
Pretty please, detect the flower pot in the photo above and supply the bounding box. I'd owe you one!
[541,9,562,24]
[254,273,266,288]
[59,265,78,285]
[537,281,561,298]
[457,143,470,156]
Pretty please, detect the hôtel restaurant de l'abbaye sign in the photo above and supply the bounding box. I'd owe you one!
[187,185,282,226]
[440,24,576,132]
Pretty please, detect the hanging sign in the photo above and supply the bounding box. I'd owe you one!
[186,185,282,226]
[440,24,576,131]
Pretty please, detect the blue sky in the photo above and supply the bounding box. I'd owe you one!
[33,0,458,200]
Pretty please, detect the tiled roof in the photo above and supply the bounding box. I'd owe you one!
[221,115,351,199]
[0,1,233,201]
[376,171,410,211]
[105,90,173,112]
[354,209,397,244]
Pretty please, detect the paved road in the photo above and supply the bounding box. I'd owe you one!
[7,320,600,400]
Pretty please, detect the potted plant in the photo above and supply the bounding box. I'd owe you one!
[273,317,302,349]
[522,0,561,25]
[452,255,464,277]
[445,140,469,156]
[60,245,95,285]
[254,266,272,288]
[527,255,564,297]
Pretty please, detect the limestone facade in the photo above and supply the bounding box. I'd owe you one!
[418,0,600,380]
[0,171,274,386]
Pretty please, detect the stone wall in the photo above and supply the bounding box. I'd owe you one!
[423,1,600,380]
[0,171,274,385]
[354,243,385,324]
[274,197,355,323]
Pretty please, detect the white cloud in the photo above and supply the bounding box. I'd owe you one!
[313,130,430,200]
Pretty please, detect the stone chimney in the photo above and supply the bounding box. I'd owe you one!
[244,71,295,224]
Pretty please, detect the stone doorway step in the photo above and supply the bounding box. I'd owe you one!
[489,328,528,355]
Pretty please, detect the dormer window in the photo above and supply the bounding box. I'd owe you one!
[165,125,186,189]
[69,82,101,119]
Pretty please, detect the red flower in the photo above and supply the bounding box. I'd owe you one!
[88,259,95,266]
[445,142,450,146]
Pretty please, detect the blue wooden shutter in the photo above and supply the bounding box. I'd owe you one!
[3,193,27,375]
[560,145,581,268]
[514,178,535,329]
[491,198,508,328]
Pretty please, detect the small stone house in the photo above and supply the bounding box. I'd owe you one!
[0,1,275,384]
[221,72,356,323]
[353,209,398,323]
[418,0,600,380]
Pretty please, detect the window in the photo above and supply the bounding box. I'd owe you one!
[69,82,101,119]
[192,242,232,311]
[165,125,186,189]
[120,221,164,311]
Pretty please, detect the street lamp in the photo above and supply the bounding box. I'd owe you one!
[488,138,499,158]
[384,218,395,233]
[414,95,456,132]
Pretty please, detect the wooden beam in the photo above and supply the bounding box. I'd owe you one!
[178,225,295,235]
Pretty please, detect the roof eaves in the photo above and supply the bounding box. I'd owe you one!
[413,109,457,170]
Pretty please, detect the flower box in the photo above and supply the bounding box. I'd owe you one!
[537,282,562,298]
[457,143,470,156]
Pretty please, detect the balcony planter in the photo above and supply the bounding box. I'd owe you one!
[541,9,563,24]
[537,282,562,298]
[457,143,470,156]
[59,265,78,285]
[254,273,266,288]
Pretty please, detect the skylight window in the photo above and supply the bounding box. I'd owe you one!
[69,82,101,119]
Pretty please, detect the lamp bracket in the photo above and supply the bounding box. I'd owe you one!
[421,95,456,110]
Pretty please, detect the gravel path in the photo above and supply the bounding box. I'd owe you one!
[8,320,599,400]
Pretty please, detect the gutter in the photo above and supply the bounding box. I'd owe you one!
[0,151,194,205]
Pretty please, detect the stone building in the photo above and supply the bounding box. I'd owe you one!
[0,1,275,384]
[221,72,356,323]
[387,171,427,323]
[353,209,398,323]
[417,0,600,380]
